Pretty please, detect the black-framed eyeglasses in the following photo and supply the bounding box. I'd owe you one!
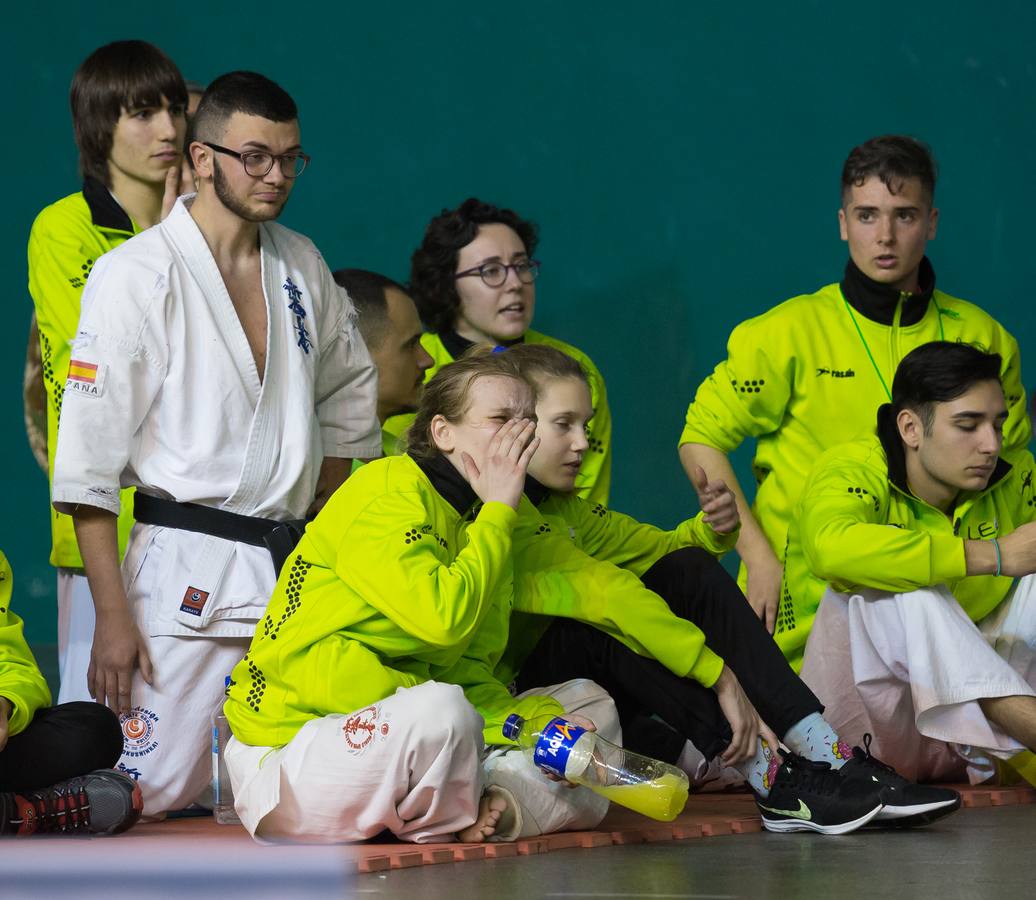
[203,142,310,178]
[454,259,540,288]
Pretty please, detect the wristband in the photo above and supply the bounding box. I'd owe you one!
[991,537,1001,578]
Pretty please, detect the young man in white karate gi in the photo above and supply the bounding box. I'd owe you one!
[51,71,381,816]
[789,341,1036,786]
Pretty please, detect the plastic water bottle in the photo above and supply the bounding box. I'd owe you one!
[502,713,689,822]
[212,676,241,825]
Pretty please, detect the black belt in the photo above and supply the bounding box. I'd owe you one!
[133,493,306,576]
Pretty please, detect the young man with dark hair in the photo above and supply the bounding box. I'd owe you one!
[333,268,434,440]
[28,40,188,706]
[679,135,1029,658]
[787,341,1036,786]
[51,70,380,816]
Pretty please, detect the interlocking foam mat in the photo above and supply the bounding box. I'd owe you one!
[115,784,1035,874]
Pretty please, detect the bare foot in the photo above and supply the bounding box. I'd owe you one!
[457,791,510,842]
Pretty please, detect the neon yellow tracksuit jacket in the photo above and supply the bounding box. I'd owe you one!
[679,268,1028,597]
[27,180,138,567]
[435,491,729,744]
[384,329,613,504]
[778,430,1036,669]
[493,491,737,689]
[225,455,561,749]
[0,552,52,737]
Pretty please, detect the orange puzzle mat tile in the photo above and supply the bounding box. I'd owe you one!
[117,783,1034,875]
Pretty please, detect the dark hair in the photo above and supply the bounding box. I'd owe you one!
[406,349,528,460]
[890,341,1002,434]
[192,71,297,143]
[504,343,588,389]
[332,268,409,352]
[409,198,540,334]
[71,41,187,186]
[841,135,938,206]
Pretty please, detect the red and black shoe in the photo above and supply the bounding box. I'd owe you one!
[9,769,142,836]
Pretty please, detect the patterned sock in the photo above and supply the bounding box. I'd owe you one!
[733,738,780,798]
[782,712,853,769]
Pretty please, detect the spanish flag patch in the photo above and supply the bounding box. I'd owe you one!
[66,359,105,397]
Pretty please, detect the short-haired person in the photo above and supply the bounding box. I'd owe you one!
[332,268,434,450]
[27,40,188,706]
[788,342,1036,786]
[0,550,140,836]
[51,71,380,816]
[483,343,958,832]
[224,353,618,843]
[384,198,612,504]
[679,136,1029,656]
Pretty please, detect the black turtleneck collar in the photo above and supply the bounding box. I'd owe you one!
[439,329,525,360]
[841,257,936,327]
[875,403,1012,500]
[413,453,479,516]
[523,473,552,506]
[82,177,135,233]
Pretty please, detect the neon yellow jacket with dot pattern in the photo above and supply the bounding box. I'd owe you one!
[27,181,137,567]
[224,455,563,749]
[679,278,1028,599]
[778,428,1036,670]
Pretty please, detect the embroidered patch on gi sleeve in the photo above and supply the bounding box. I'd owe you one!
[65,358,106,398]
[180,586,210,616]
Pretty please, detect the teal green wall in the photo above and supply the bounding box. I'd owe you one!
[5,4,1036,645]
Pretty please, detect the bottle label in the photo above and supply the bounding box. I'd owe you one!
[533,717,587,777]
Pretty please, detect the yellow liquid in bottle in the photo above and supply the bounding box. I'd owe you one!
[591,772,689,822]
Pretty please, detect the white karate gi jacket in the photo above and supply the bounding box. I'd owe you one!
[52,197,381,638]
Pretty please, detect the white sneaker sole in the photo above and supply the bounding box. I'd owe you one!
[760,803,884,835]
[871,796,961,826]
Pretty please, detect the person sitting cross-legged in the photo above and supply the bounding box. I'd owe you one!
[0,550,140,836]
[788,341,1036,786]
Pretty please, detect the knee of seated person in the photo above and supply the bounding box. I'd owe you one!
[407,682,483,743]
[553,678,622,742]
[648,547,724,589]
[59,701,124,769]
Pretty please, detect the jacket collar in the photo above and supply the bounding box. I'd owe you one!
[82,177,135,233]
[875,403,1012,501]
[439,328,524,360]
[523,473,552,506]
[841,257,936,327]
[413,452,479,516]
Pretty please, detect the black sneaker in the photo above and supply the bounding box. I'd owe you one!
[11,769,143,836]
[756,753,884,835]
[839,735,961,826]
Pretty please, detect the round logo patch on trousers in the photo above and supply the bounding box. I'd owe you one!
[120,707,160,758]
[342,705,390,754]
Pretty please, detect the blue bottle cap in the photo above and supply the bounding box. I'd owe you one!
[502,713,524,740]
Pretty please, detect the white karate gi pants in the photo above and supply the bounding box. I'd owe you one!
[56,570,94,704]
[800,575,1036,783]
[226,678,618,844]
[58,569,251,815]
[226,681,485,844]
[118,633,250,816]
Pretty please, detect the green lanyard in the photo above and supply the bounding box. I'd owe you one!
[842,295,945,402]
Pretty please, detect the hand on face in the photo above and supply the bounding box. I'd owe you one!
[461,418,540,510]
